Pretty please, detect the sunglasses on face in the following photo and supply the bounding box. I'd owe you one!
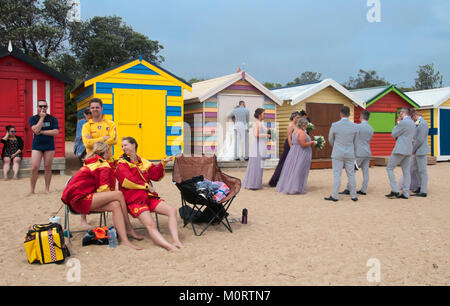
[10,130,16,133]
[38,105,48,108]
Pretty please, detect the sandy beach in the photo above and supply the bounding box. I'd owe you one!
[1,144,449,286]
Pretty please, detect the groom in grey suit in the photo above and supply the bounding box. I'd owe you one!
[340,110,374,195]
[325,106,359,202]
[228,100,250,161]
[385,107,416,199]
[410,110,430,197]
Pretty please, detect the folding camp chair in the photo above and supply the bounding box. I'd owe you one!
[172,154,241,236]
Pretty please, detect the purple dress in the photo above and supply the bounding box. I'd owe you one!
[243,124,267,190]
[276,131,312,194]
[269,138,290,187]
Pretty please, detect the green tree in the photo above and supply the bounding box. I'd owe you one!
[414,63,443,90]
[0,0,73,63]
[344,69,389,89]
[263,82,283,89]
[188,78,206,84]
[69,16,164,79]
[286,71,322,86]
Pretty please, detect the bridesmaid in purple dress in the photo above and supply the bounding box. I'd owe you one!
[269,111,300,187]
[276,118,317,194]
[243,108,270,190]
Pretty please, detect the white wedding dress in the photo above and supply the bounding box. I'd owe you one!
[218,120,235,161]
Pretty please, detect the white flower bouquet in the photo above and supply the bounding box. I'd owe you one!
[314,136,326,150]
[306,122,315,133]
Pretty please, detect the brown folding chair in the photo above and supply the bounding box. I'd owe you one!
[172,154,241,236]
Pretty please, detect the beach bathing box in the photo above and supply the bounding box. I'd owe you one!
[271,79,365,160]
[351,85,419,157]
[0,46,73,177]
[183,71,283,161]
[71,57,192,160]
[405,87,450,161]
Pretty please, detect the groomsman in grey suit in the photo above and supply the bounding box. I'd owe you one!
[410,110,430,197]
[340,110,374,195]
[325,106,359,202]
[228,100,250,161]
[385,107,416,199]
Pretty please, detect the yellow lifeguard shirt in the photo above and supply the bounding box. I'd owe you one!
[81,116,118,155]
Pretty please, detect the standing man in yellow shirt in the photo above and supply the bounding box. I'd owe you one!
[80,97,118,227]
[82,98,118,164]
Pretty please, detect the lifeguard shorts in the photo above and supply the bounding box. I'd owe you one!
[128,197,162,218]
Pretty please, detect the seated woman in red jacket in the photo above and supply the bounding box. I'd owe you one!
[115,137,183,251]
[61,141,143,250]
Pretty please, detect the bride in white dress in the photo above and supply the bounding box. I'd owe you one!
[218,118,236,161]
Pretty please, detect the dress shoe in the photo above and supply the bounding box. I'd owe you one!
[244,158,249,161]
[351,197,358,202]
[385,191,399,198]
[411,192,427,197]
[235,158,241,161]
[357,190,366,195]
[413,188,421,194]
[395,193,408,199]
[339,189,350,195]
[324,196,338,202]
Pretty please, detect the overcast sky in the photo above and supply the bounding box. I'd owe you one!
[80,0,450,87]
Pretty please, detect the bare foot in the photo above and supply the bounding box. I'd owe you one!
[120,240,143,250]
[166,244,178,251]
[80,221,91,229]
[45,189,50,194]
[128,230,144,241]
[173,241,184,249]
[27,191,35,197]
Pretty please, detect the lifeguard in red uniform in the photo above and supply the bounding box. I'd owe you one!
[115,137,183,251]
[61,141,142,250]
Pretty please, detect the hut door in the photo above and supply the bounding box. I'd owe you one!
[306,103,343,159]
[440,109,450,157]
[113,89,143,158]
[113,89,166,160]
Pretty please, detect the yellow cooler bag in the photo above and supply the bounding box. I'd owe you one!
[24,223,70,265]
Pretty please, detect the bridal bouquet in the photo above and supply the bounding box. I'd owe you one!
[306,122,315,133]
[314,136,326,150]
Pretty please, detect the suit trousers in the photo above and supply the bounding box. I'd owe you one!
[332,158,356,199]
[234,128,249,159]
[347,157,370,193]
[386,153,412,197]
[413,155,428,193]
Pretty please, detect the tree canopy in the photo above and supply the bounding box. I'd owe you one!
[414,63,443,90]
[344,69,389,89]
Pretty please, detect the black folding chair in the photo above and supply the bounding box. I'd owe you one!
[172,155,241,236]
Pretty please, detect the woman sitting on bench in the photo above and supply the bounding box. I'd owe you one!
[61,141,143,250]
[115,137,183,251]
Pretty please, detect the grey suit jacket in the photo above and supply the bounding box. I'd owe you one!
[355,121,374,158]
[329,118,358,160]
[228,106,250,130]
[413,117,430,156]
[391,116,416,156]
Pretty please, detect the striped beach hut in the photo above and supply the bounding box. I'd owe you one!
[271,79,365,160]
[71,57,191,160]
[183,71,283,160]
[406,87,450,161]
[351,85,419,157]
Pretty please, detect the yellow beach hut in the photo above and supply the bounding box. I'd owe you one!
[71,57,192,160]
[271,79,365,161]
[406,87,450,161]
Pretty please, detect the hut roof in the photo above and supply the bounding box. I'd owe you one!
[0,47,74,85]
[271,78,365,108]
[351,85,419,109]
[183,71,283,105]
[405,87,450,109]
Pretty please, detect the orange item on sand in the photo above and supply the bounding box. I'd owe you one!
[93,227,109,240]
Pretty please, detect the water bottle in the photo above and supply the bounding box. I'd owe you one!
[108,227,117,248]
[242,208,248,224]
